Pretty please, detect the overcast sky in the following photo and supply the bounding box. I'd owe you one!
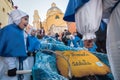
[12,0,69,25]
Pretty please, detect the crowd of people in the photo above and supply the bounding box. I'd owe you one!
[0,8,106,79]
[1,0,120,79]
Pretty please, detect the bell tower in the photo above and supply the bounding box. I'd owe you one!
[33,10,42,29]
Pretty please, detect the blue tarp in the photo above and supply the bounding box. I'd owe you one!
[33,37,114,80]
[32,51,68,80]
[39,37,83,51]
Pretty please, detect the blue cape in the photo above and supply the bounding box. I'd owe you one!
[63,0,89,22]
[0,24,27,57]
[27,36,40,52]
[100,20,107,31]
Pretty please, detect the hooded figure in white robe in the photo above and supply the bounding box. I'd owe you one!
[103,0,120,80]
[0,9,32,80]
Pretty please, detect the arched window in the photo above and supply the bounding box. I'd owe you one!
[0,22,2,26]
[0,22,2,28]
[2,8,5,12]
[8,0,11,2]
[55,15,59,19]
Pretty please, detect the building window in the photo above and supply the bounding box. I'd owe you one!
[2,8,5,12]
[8,0,11,2]
[0,22,2,28]
[55,15,59,19]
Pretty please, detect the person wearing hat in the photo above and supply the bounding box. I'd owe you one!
[0,9,29,80]
[27,27,40,56]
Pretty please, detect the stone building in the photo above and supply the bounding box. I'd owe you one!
[33,10,42,30]
[42,3,67,35]
[0,0,14,28]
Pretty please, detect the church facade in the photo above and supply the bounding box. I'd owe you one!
[43,3,67,35]
[33,3,68,35]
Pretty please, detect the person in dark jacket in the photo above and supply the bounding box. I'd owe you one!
[95,20,107,53]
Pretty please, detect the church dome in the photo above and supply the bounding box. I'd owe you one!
[47,3,62,17]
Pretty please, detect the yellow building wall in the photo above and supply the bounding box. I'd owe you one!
[0,0,13,28]
[38,3,67,34]
[45,13,67,32]
[32,10,42,30]
[42,21,47,33]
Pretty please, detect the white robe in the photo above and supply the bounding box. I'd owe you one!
[0,31,34,80]
[0,57,34,80]
[106,2,120,80]
[75,0,120,79]
[75,0,102,40]
[103,0,119,18]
